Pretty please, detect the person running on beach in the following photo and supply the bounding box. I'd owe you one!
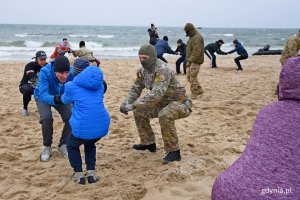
[148,23,159,45]
[34,55,74,162]
[204,39,227,68]
[227,39,248,70]
[212,57,300,200]
[72,41,101,66]
[50,38,71,60]
[120,44,192,164]
[19,51,47,116]
[279,29,300,66]
[175,39,187,74]
[155,36,177,63]
[61,58,110,184]
[184,22,205,99]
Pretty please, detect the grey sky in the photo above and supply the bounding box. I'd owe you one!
[1,0,299,28]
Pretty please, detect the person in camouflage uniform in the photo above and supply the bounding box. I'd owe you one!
[184,23,205,99]
[275,30,300,94]
[72,41,100,66]
[280,30,300,65]
[120,44,192,164]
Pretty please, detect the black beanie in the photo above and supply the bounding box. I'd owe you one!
[163,36,168,41]
[177,39,183,44]
[54,56,70,72]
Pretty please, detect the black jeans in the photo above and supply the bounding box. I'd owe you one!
[36,100,72,147]
[157,55,168,63]
[205,50,217,67]
[176,56,186,74]
[234,55,248,69]
[67,133,101,172]
[19,83,34,110]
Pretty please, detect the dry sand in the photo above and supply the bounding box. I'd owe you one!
[0,55,281,200]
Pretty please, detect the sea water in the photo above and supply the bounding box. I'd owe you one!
[0,24,297,60]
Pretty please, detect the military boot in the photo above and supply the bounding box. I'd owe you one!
[163,150,181,164]
[132,143,156,152]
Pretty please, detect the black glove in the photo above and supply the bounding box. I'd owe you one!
[68,49,74,54]
[103,80,107,94]
[120,102,128,115]
[54,95,62,105]
[120,103,135,115]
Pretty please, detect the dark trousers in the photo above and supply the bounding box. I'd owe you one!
[67,133,101,172]
[205,50,217,67]
[19,83,34,110]
[36,100,72,147]
[234,55,248,69]
[157,55,168,63]
[176,56,186,74]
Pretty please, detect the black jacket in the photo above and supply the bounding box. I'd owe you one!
[205,42,226,55]
[148,28,159,45]
[20,61,46,85]
[175,43,187,57]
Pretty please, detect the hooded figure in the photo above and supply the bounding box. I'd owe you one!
[184,23,204,98]
[120,44,192,164]
[212,56,300,199]
[61,57,110,185]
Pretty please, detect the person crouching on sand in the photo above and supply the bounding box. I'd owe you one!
[61,58,110,184]
[226,39,248,70]
[19,51,47,116]
[211,57,300,199]
[120,44,192,164]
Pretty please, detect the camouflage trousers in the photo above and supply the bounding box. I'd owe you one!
[133,99,192,152]
[187,63,204,96]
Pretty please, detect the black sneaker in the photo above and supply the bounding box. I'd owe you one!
[162,150,181,164]
[236,68,243,71]
[86,170,100,184]
[72,172,86,185]
[132,143,156,152]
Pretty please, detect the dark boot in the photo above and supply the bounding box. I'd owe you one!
[132,143,156,152]
[162,150,181,164]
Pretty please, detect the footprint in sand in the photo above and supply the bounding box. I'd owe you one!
[1,191,30,200]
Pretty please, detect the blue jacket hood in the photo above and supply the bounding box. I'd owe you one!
[73,66,103,90]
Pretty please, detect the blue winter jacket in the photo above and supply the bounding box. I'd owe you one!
[34,62,74,105]
[61,66,110,140]
[155,39,176,56]
[228,42,248,56]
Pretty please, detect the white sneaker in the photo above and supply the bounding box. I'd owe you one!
[40,146,52,161]
[21,108,29,116]
[58,144,68,159]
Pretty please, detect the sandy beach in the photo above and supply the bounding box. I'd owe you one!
[0,55,281,200]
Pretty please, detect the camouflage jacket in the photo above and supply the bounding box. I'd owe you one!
[125,60,187,108]
[73,47,95,61]
[280,34,300,65]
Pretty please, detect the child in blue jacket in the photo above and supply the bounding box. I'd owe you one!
[61,58,110,184]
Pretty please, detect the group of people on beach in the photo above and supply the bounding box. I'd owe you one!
[149,23,249,73]
[18,23,300,199]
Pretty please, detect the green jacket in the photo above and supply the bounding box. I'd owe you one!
[185,23,204,64]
